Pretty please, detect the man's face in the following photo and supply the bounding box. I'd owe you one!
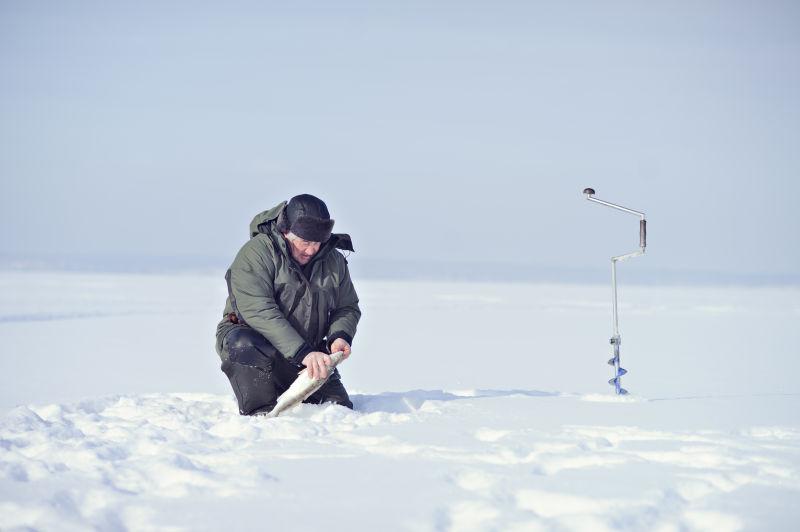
[285,232,322,265]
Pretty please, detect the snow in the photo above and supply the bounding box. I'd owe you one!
[1,271,799,531]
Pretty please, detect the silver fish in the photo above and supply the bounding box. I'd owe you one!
[261,351,346,418]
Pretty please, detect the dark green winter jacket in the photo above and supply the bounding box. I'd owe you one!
[215,202,361,365]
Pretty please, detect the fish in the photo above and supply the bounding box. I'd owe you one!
[260,351,346,418]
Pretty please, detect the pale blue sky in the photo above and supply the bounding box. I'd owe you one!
[1,1,798,280]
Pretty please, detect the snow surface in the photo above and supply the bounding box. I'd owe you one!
[1,271,799,531]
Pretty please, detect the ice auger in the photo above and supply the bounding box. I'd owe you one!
[582,188,647,395]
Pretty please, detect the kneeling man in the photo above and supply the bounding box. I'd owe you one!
[215,194,360,415]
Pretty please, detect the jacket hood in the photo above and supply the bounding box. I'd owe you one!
[248,201,354,252]
[249,202,287,238]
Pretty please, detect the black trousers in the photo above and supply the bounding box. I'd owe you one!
[220,326,353,415]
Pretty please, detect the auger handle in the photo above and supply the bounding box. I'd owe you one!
[640,219,647,249]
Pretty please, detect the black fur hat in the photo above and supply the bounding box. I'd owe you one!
[276,194,335,243]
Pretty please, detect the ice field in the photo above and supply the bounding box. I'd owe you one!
[1,271,799,531]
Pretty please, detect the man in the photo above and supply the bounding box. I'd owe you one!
[215,194,361,415]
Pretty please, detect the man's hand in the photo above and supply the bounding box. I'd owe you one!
[302,351,332,380]
[330,338,351,360]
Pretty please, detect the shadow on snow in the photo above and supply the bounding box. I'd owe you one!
[350,389,558,414]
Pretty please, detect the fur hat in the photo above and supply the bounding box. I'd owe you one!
[276,194,335,243]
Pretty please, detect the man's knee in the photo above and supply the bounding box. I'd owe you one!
[222,327,279,369]
[224,327,268,353]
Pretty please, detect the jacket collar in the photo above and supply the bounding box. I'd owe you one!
[249,202,355,253]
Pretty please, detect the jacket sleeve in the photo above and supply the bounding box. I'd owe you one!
[326,257,361,350]
[229,241,309,362]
